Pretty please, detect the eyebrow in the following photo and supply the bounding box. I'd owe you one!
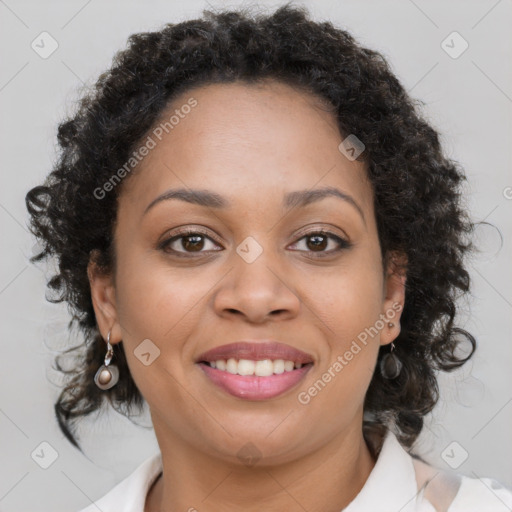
[143,185,365,225]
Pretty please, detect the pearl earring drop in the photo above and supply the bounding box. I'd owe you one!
[94,330,119,390]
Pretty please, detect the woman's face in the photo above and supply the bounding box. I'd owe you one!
[89,79,406,465]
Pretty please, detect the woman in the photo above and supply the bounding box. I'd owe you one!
[25,4,512,511]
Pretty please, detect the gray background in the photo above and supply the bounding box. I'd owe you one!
[1,0,511,510]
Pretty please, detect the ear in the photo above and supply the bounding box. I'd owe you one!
[87,250,122,344]
[380,250,407,347]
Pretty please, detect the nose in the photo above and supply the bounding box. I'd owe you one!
[212,250,301,324]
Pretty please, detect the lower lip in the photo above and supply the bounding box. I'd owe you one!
[198,362,313,400]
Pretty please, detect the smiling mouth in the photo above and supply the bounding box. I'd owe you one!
[196,358,314,400]
[195,341,314,399]
[198,358,313,377]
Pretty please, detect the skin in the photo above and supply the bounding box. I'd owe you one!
[88,79,407,512]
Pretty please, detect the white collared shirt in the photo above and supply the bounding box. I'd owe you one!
[77,430,512,511]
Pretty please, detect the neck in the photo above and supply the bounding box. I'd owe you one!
[145,423,378,512]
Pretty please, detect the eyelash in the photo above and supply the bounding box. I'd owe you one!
[158,227,352,258]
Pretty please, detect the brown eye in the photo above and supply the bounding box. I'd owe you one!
[160,230,222,256]
[289,231,352,257]
[181,234,205,252]
[306,234,329,251]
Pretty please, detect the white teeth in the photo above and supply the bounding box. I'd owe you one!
[284,360,295,372]
[226,358,238,374]
[237,359,255,375]
[273,359,285,374]
[255,359,274,377]
[208,358,307,376]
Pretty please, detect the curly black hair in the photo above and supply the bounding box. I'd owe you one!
[25,3,476,455]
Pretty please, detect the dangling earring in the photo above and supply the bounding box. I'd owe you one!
[94,330,119,390]
[380,323,403,379]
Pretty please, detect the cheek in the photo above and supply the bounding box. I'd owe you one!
[297,278,381,422]
[114,249,232,389]
[299,255,384,344]
[294,252,383,403]
[113,248,209,361]
[112,254,204,401]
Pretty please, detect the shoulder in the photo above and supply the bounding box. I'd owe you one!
[411,456,512,512]
[448,473,512,512]
[75,452,163,512]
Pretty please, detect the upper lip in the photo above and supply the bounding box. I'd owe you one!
[196,341,314,365]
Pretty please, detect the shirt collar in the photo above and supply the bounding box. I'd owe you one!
[343,429,421,512]
[80,451,163,512]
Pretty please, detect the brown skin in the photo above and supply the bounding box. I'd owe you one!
[88,80,407,512]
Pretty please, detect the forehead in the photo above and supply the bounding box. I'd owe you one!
[119,80,373,219]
